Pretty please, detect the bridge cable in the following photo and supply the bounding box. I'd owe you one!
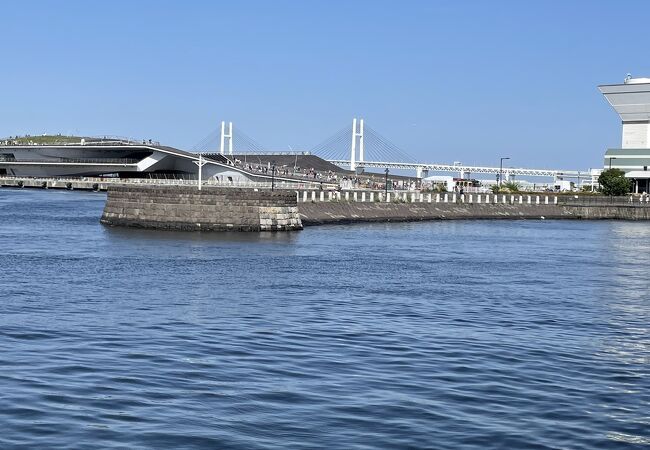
[310,124,352,160]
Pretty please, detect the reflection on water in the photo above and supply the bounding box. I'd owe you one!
[104,225,300,245]
[0,190,648,449]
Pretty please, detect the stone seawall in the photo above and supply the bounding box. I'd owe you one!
[298,202,650,225]
[101,186,302,231]
[100,186,650,232]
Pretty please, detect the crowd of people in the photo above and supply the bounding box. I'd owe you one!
[230,159,340,182]
[225,157,422,191]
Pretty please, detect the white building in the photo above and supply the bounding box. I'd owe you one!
[599,75,650,192]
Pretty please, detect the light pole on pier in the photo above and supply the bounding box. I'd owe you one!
[609,157,616,170]
[271,161,276,192]
[499,157,510,188]
[192,154,208,191]
[384,168,389,199]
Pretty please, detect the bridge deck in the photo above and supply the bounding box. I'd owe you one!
[326,160,591,178]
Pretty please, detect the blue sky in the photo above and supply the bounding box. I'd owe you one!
[2,0,649,170]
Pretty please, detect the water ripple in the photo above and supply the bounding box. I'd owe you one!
[0,190,648,449]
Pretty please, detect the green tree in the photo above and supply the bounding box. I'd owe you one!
[598,169,632,196]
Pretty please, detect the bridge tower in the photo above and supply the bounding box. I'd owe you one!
[220,121,233,155]
[350,118,364,171]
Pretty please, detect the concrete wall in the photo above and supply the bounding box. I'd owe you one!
[622,122,650,149]
[298,202,650,225]
[101,185,302,231]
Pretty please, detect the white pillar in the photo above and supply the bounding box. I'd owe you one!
[198,154,202,190]
[411,193,416,202]
[387,192,391,202]
[345,192,350,201]
[228,122,233,155]
[350,118,357,171]
[359,119,364,162]
[428,193,432,203]
[220,121,226,155]
[536,195,540,205]
[370,192,374,202]
[328,191,333,200]
[518,195,523,204]
[361,192,366,202]
[452,194,457,202]
[545,196,549,205]
[444,194,448,203]
[311,191,316,201]
[554,196,558,205]
[477,194,482,204]
[320,191,324,202]
[337,191,341,201]
[469,194,473,203]
[303,191,308,202]
[527,195,531,204]
[219,121,233,155]
[353,191,358,201]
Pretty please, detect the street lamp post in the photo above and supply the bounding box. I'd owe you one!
[271,161,276,191]
[499,157,510,188]
[192,154,207,191]
[384,168,389,199]
[609,157,616,170]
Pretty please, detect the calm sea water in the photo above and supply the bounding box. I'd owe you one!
[0,189,648,449]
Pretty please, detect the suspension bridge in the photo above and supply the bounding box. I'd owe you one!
[192,119,592,183]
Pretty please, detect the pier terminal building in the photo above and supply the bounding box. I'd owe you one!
[0,139,247,180]
[600,75,650,193]
[0,138,325,186]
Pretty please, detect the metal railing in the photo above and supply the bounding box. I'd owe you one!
[0,135,160,147]
[297,190,564,205]
[0,158,139,164]
[556,195,650,206]
[228,151,311,156]
[0,175,317,190]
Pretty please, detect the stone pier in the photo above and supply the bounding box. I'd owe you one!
[100,185,302,231]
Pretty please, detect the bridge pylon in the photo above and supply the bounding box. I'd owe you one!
[220,121,233,155]
[350,118,364,171]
